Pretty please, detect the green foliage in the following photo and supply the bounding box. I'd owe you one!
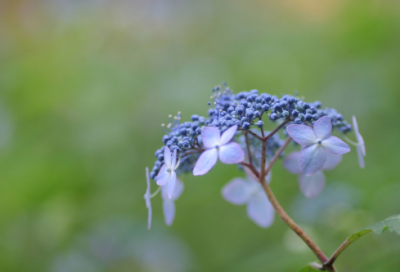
[349,214,400,242]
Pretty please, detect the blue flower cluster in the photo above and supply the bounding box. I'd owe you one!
[150,83,352,180]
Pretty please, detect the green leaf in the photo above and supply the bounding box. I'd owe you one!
[351,214,400,240]
[324,214,400,267]
[365,214,400,235]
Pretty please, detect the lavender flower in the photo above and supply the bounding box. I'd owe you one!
[193,125,245,176]
[287,116,350,175]
[284,152,342,198]
[352,116,366,168]
[222,172,274,228]
[162,178,184,226]
[156,146,178,198]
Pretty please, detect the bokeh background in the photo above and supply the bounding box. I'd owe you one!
[0,0,400,271]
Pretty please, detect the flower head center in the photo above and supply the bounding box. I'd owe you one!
[317,139,322,144]
[166,167,172,173]
[215,144,220,150]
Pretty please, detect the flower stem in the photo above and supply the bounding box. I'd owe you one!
[257,136,336,272]
[324,229,372,268]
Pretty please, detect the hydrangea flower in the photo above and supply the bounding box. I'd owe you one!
[162,178,184,226]
[193,125,245,176]
[144,168,152,230]
[352,116,366,168]
[286,116,350,175]
[221,171,274,228]
[283,151,342,198]
[156,146,178,198]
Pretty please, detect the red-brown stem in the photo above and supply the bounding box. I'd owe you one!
[324,230,371,268]
[244,132,253,166]
[263,119,291,142]
[246,130,263,141]
[255,135,336,272]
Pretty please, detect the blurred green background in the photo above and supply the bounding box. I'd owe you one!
[0,0,400,271]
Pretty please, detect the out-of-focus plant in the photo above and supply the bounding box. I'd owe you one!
[144,83,399,271]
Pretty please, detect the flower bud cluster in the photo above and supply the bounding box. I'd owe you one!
[150,83,352,180]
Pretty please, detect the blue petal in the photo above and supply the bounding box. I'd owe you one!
[322,136,351,155]
[193,149,218,176]
[220,125,237,145]
[156,164,170,186]
[201,127,221,149]
[322,153,342,171]
[145,168,152,230]
[246,191,275,228]
[298,171,326,198]
[222,178,251,205]
[164,146,171,167]
[283,151,302,174]
[313,116,332,140]
[163,197,175,226]
[299,144,326,175]
[167,171,177,199]
[287,124,316,146]
[219,142,245,164]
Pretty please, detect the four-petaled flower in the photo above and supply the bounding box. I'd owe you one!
[144,167,152,230]
[284,151,342,198]
[352,116,366,168]
[286,116,350,175]
[222,170,274,228]
[156,146,178,198]
[193,125,245,176]
[162,178,184,226]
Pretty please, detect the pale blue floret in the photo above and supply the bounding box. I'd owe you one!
[286,116,351,175]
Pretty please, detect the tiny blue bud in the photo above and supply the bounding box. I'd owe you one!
[291,110,299,117]
[282,110,289,117]
[262,104,270,112]
[256,120,264,128]
[270,113,278,121]
[242,122,251,129]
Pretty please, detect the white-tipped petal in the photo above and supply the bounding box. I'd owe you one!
[313,116,332,140]
[201,127,221,149]
[286,124,317,146]
[246,191,275,228]
[156,164,170,186]
[222,178,251,205]
[219,142,245,164]
[299,144,327,176]
[220,125,238,145]
[298,171,326,198]
[193,149,218,176]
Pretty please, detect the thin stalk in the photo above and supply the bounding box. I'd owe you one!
[246,130,263,141]
[263,119,291,142]
[324,230,372,268]
[244,132,253,166]
[257,136,336,272]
